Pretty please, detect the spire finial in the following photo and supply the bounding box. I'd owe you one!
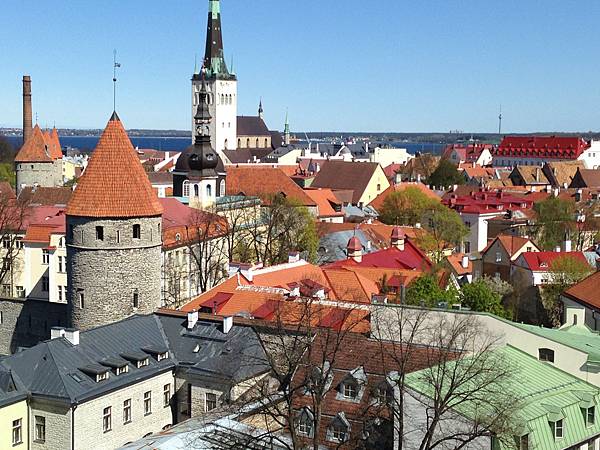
[113,49,121,113]
[258,98,264,119]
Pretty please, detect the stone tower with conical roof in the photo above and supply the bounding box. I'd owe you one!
[66,112,164,330]
[192,0,237,152]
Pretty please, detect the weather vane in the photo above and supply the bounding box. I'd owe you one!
[113,49,121,112]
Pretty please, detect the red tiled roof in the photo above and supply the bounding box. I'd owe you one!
[494,235,534,257]
[225,166,316,206]
[15,125,61,163]
[66,113,163,218]
[495,136,589,160]
[562,271,600,309]
[304,188,344,218]
[442,143,493,162]
[446,253,472,276]
[520,251,590,272]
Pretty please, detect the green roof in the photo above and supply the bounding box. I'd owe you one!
[514,322,600,365]
[405,345,600,450]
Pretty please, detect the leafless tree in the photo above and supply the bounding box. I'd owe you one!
[0,193,29,297]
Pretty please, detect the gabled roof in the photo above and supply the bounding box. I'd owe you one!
[509,165,550,185]
[543,161,584,188]
[570,168,600,188]
[236,116,270,137]
[483,234,537,258]
[225,166,316,206]
[495,136,590,160]
[15,125,61,163]
[562,271,600,310]
[66,113,163,218]
[446,253,472,276]
[304,188,343,218]
[519,251,590,272]
[311,160,383,204]
[0,182,15,200]
[19,186,72,206]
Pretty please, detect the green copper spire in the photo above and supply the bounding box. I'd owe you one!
[284,110,290,133]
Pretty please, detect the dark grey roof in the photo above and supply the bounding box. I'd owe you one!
[270,130,283,150]
[237,116,270,137]
[223,148,273,164]
[318,229,375,264]
[1,313,269,405]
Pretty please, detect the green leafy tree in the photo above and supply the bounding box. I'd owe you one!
[428,159,464,188]
[379,186,437,226]
[0,164,15,187]
[405,274,457,307]
[460,278,506,317]
[533,197,575,251]
[541,255,593,326]
[418,205,469,263]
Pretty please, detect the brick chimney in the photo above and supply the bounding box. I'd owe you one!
[22,75,32,143]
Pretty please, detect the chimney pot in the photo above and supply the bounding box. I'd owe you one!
[187,310,199,330]
[64,328,80,346]
[22,75,32,143]
[223,316,233,334]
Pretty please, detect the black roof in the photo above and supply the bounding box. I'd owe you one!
[0,313,268,404]
[237,116,270,137]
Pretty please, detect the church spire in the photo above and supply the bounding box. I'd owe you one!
[258,98,264,119]
[284,110,291,146]
[203,0,230,78]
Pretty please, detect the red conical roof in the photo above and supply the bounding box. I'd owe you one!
[15,125,56,162]
[66,113,163,218]
[347,236,362,252]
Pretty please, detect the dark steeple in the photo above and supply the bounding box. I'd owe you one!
[202,0,234,79]
[187,78,218,177]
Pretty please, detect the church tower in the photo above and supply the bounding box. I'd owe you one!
[175,78,222,209]
[66,112,163,331]
[192,0,237,152]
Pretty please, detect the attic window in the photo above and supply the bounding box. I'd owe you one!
[70,373,84,383]
[96,372,109,382]
[137,358,149,368]
[157,351,169,361]
[552,419,564,439]
[175,233,181,242]
[116,365,129,376]
[193,344,201,353]
[538,348,554,363]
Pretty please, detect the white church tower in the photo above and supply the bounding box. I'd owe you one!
[192,0,237,152]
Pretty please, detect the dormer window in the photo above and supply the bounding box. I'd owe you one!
[552,419,564,439]
[374,382,393,405]
[343,381,358,399]
[137,358,149,368]
[336,367,367,402]
[157,351,169,361]
[297,408,314,437]
[96,371,109,382]
[538,348,555,363]
[519,434,529,450]
[327,413,350,443]
[586,406,595,427]
[116,365,128,376]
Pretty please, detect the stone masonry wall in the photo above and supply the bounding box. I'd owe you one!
[15,161,62,194]
[67,216,162,330]
[0,297,68,354]
[74,371,174,450]
[30,398,71,450]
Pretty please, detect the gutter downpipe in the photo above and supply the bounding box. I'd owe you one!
[71,403,78,450]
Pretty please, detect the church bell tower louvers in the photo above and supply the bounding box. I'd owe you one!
[192,0,237,152]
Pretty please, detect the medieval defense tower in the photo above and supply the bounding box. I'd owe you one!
[192,0,237,152]
[66,112,163,330]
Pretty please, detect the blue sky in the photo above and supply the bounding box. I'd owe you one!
[1,0,599,132]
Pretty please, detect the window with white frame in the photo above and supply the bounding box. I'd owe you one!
[157,351,169,361]
[58,286,64,302]
[144,391,152,415]
[329,418,348,442]
[42,276,49,292]
[553,419,563,439]
[343,381,358,399]
[16,286,24,298]
[12,418,22,445]
[164,384,171,407]
[102,406,111,432]
[123,399,131,424]
[42,249,50,264]
[35,415,45,442]
[96,371,109,382]
[116,365,128,375]
[297,409,314,437]
[58,255,65,272]
[587,406,595,427]
[495,251,502,262]
[137,358,149,368]
[183,180,190,197]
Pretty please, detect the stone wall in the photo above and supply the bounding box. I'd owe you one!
[29,398,71,450]
[0,297,68,354]
[74,371,174,450]
[15,161,63,195]
[67,216,162,330]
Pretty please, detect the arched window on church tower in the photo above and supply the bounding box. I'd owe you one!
[264,138,268,148]
[246,138,250,147]
[182,180,190,197]
[224,139,228,150]
[237,139,241,148]
[206,184,212,198]
[255,138,259,148]
[221,94,225,105]
[194,184,199,198]
[219,179,226,197]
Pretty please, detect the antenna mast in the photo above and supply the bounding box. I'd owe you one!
[498,104,502,135]
[113,50,121,112]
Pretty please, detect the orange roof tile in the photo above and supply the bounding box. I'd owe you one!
[304,188,344,218]
[15,125,59,163]
[66,113,163,218]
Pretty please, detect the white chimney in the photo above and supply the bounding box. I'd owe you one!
[366,240,372,251]
[563,240,572,253]
[64,328,80,346]
[288,251,300,264]
[461,255,469,269]
[223,316,233,334]
[51,327,66,340]
[555,246,561,253]
[187,310,199,330]
[164,151,170,160]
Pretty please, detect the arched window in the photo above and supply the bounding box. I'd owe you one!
[237,139,241,148]
[538,348,555,363]
[255,138,259,148]
[194,184,199,198]
[219,179,226,197]
[264,138,268,147]
[182,180,190,197]
[224,139,228,150]
[206,184,212,197]
[221,94,225,104]
[246,138,250,147]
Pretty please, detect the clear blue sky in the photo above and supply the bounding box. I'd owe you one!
[1,0,600,133]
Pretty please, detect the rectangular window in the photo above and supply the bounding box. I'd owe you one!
[103,406,111,432]
[16,286,24,298]
[164,384,171,407]
[123,399,131,424]
[12,418,22,445]
[133,224,141,239]
[35,415,46,442]
[519,434,528,450]
[42,249,50,264]
[2,257,11,271]
[157,351,169,361]
[587,406,595,427]
[495,252,502,263]
[144,391,152,415]
[133,291,139,309]
[116,365,128,375]
[79,292,84,309]
[206,392,217,411]
[42,276,49,292]
[96,226,104,241]
[554,419,563,439]
[2,237,10,249]
[343,383,357,399]
[137,358,149,368]
[58,256,64,272]
[58,286,63,302]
